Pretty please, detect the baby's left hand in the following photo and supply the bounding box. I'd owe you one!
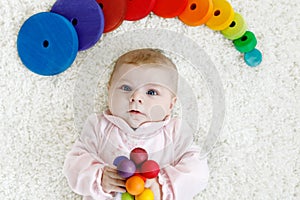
[145,177,162,200]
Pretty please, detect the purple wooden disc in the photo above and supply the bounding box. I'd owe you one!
[51,0,104,51]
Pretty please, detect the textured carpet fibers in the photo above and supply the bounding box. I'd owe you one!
[0,0,299,199]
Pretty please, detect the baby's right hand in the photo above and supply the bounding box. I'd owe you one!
[101,166,126,194]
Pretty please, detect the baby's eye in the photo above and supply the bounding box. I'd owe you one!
[147,89,158,96]
[121,85,131,91]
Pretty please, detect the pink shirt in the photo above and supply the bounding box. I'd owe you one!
[63,112,209,200]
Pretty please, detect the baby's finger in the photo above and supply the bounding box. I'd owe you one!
[144,178,155,188]
[111,178,126,188]
[111,185,126,193]
[108,171,126,180]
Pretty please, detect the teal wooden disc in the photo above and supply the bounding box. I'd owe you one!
[244,48,262,67]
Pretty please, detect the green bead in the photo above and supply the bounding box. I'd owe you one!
[233,31,257,53]
[122,192,135,200]
[221,12,247,40]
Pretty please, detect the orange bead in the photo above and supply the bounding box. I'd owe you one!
[205,0,234,30]
[179,0,213,26]
[126,176,145,196]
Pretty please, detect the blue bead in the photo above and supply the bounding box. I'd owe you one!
[17,12,78,76]
[244,48,262,67]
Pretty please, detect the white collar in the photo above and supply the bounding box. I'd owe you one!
[103,111,171,137]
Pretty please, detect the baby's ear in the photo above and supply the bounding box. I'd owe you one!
[169,96,177,110]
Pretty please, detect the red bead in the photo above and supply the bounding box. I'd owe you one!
[141,160,160,179]
[153,0,188,18]
[96,0,127,33]
[130,147,148,165]
[125,0,156,21]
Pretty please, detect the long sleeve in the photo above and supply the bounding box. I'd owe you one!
[159,147,209,199]
[63,114,113,199]
[158,120,209,200]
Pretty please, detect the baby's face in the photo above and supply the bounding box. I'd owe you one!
[108,63,177,129]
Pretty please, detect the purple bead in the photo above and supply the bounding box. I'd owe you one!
[113,156,128,166]
[51,0,104,51]
[117,159,136,178]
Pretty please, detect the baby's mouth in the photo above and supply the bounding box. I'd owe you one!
[129,110,143,115]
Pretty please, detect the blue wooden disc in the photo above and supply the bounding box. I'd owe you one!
[244,48,262,67]
[51,0,104,51]
[17,12,78,76]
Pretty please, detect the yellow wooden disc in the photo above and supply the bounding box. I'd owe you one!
[205,0,234,30]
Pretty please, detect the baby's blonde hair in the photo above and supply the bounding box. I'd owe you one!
[108,49,178,92]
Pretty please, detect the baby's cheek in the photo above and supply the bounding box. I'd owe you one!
[149,105,168,121]
[109,93,127,113]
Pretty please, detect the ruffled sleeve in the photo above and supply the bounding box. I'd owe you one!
[63,114,113,199]
[158,119,209,199]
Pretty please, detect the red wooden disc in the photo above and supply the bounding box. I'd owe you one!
[125,0,156,21]
[153,0,188,18]
[96,0,127,33]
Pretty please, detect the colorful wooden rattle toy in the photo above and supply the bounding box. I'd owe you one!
[114,147,159,200]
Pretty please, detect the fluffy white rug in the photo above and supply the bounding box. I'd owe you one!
[1,0,299,199]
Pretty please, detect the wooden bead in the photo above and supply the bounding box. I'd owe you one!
[96,0,127,33]
[125,0,156,21]
[178,0,213,26]
[221,12,247,40]
[51,0,104,51]
[153,0,188,18]
[205,0,234,30]
[17,12,78,76]
[233,31,257,53]
[244,48,262,67]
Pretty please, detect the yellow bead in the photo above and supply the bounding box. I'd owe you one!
[205,0,234,30]
[221,12,247,40]
[135,188,154,200]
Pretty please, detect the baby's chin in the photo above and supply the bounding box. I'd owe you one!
[127,117,169,130]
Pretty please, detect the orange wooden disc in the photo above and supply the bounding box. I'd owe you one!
[205,0,235,30]
[178,0,213,26]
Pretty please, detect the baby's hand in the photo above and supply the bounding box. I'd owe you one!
[101,166,126,194]
[145,177,162,200]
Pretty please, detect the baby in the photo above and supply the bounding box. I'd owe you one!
[63,49,209,200]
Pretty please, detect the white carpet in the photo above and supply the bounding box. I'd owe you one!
[1,0,299,199]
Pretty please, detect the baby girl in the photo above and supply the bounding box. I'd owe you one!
[63,49,209,199]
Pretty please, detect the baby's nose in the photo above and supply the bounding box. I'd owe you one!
[130,91,143,104]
